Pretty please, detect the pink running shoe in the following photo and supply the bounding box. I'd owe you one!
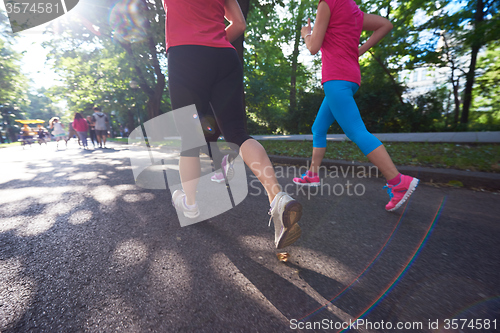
[211,154,234,183]
[211,172,225,183]
[293,170,320,186]
[383,175,419,211]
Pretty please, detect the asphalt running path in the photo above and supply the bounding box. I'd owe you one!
[1,141,499,332]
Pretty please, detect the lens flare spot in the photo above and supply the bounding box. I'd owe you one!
[109,0,148,43]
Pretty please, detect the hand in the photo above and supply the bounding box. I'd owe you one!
[301,18,312,39]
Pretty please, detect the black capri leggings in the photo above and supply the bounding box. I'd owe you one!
[167,45,252,159]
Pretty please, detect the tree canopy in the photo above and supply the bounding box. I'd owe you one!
[0,11,28,142]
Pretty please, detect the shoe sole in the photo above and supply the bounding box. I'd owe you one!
[183,210,200,218]
[293,180,320,187]
[387,178,419,212]
[277,224,302,249]
[226,166,234,181]
[276,200,303,249]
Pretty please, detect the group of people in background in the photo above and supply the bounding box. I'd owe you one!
[48,106,110,150]
[19,124,49,145]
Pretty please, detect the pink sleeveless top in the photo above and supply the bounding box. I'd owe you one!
[319,0,364,85]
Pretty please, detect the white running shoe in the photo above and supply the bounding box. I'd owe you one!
[268,192,302,249]
[172,190,200,218]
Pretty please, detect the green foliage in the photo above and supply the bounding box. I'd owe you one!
[46,42,144,129]
[244,0,318,134]
[244,3,289,133]
[0,104,25,143]
[43,0,168,127]
[470,43,500,130]
[290,87,324,134]
[0,20,27,106]
[406,88,448,132]
[0,12,28,143]
[354,57,410,133]
[0,39,22,103]
[25,88,62,126]
[413,0,500,126]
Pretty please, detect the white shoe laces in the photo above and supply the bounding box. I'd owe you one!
[268,193,284,226]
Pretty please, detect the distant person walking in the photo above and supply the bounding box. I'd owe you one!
[92,107,109,148]
[87,115,97,148]
[37,125,47,145]
[73,112,89,149]
[49,117,67,149]
[21,124,32,141]
[294,0,419,211]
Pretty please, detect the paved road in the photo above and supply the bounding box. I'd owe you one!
[1,141,499,332]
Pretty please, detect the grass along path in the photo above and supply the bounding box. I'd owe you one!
[0,142,21,148]
[260,140,500,173]
[109,138,500,173]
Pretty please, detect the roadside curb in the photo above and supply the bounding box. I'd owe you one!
[268,155,500,191]
[254,131,500,143]
[107,141,500,190]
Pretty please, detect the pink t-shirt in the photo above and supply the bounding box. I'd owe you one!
[319,0,364,85]
[163,0,234,51]
[72,118,88,132]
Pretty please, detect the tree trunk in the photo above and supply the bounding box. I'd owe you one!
[232,0,250,129]
[120,39,165,121]
[452,77,461,124]
[145,79,165,121]
[290,1,306,133]
[233,0,250,66]
[144,18,166,120]
[0,115,4,143]
[8,127,17,143]
[461,0,484,125]
[117,0,166,122]
[461,48,479,125]
[441,33,461,125]
[369,1,404,105]
[127,110,135,136]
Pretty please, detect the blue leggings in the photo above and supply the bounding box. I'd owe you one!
[312,80,382,156]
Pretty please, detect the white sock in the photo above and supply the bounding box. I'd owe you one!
[183,196,197,209]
